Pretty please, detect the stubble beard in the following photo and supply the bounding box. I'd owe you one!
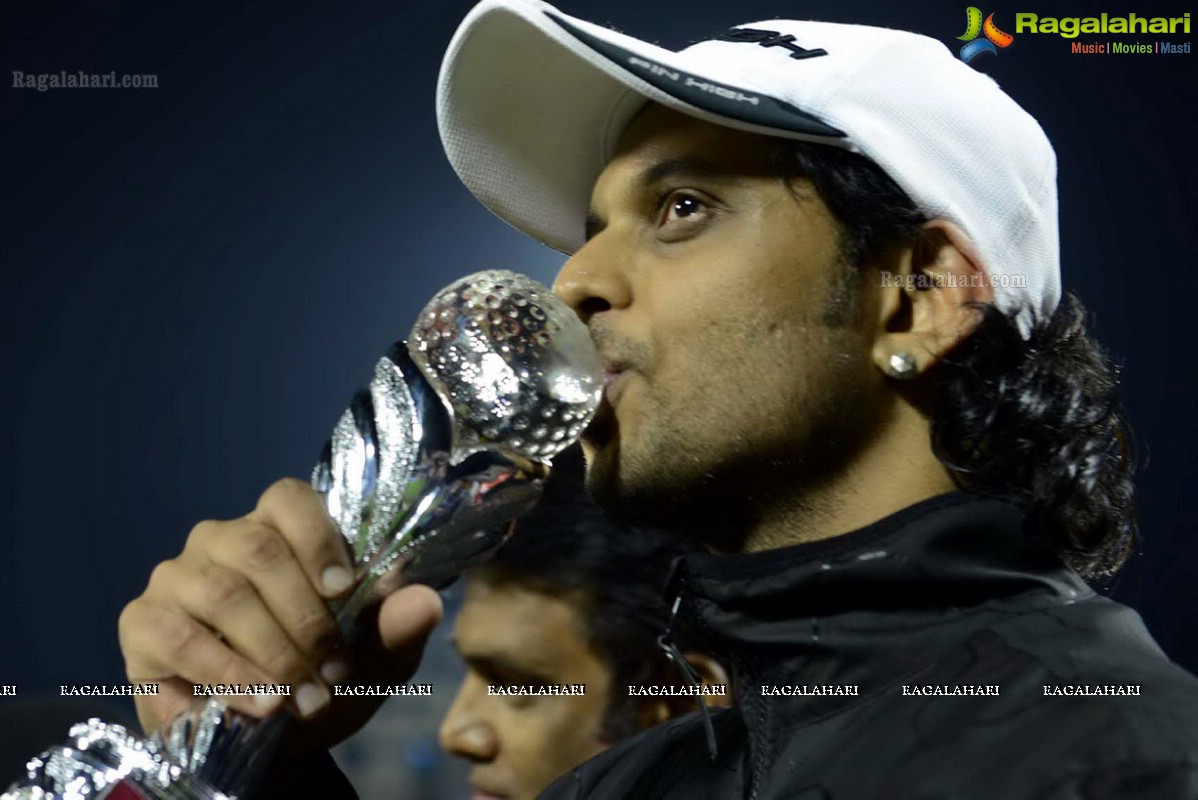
[585,325,883,552]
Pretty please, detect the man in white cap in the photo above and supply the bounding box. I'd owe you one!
[117,2,1198,797]
[438,2,1198,797]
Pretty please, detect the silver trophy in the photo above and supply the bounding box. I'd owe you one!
[5,270,602,800]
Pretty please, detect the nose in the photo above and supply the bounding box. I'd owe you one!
[552,236,631,325]
[438,679,499,763]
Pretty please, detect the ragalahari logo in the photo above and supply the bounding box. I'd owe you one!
[958,7,1015,62]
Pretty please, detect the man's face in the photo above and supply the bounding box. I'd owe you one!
[440,578,614,800]
[553,104,884,540]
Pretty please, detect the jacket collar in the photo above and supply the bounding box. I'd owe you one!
[671,491,1093,700]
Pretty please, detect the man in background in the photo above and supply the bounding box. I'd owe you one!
[119,448,727,799]
[439,452,727,800]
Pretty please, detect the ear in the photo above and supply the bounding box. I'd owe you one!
[634,652,733,729]
[871,220,994,379]
[683,652,732,710]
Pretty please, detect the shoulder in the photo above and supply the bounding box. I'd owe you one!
[935,594,1198,759]
[988,593,1198,704]
[537,708,744,800]
[1026,759,1198,800]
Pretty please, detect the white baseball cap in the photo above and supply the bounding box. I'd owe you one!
[436,0,1061,337]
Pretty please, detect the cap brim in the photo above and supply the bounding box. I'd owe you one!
[437,0,845,254]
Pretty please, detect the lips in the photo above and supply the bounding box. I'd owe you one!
[581,363,629,451]
[601,360,631,408]
[470,782,509,800]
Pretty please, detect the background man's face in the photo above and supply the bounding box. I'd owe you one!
[554,105,885,540]
[440,579,613,800]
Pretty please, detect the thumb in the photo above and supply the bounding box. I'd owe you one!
[377,584,443,653]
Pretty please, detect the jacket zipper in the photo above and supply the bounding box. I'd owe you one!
[743,655,766,800]
[657,561,719,762]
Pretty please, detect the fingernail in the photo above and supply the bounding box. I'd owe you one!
[322,565,353,595]
[295,682,330,718]
[253,692,283,713]
[319,658,349,686]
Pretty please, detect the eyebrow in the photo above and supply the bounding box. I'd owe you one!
[449,637,558,685]
[463,652,558,687]
[584,157,741,242]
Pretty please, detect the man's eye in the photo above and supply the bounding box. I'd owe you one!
[659,192,708,226]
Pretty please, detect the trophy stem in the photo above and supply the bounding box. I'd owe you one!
[331,475,455,639]
[155,699,287,799]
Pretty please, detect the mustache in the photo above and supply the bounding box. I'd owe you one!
[588,320,651,373]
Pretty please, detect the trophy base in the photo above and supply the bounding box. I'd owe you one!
[100,780,153,800]
[3,719,229,800]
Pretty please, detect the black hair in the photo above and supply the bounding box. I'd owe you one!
[471,446,697,739]
[772,141,1137,579]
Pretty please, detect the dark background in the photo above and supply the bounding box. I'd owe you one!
[3,0,1196,793]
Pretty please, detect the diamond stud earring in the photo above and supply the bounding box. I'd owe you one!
[886,352,917,379]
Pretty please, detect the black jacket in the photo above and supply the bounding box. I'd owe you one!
[538,492,1198,800]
